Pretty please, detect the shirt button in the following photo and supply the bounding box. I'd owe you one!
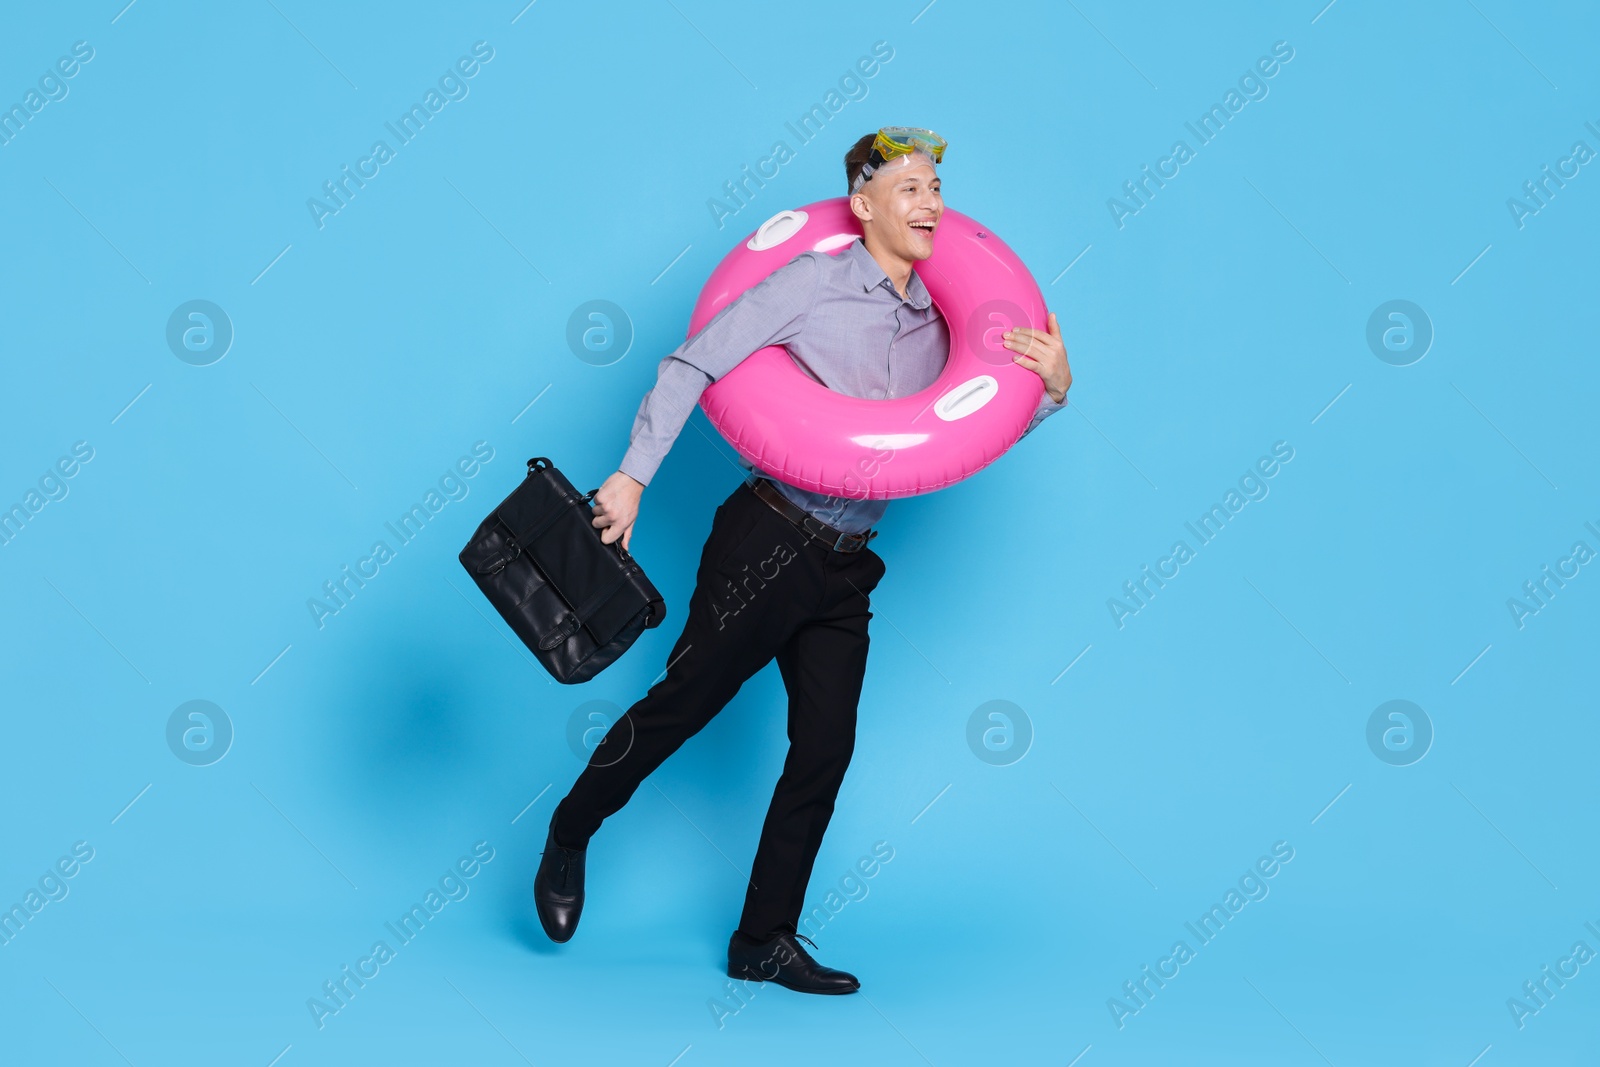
[869,387,886,399]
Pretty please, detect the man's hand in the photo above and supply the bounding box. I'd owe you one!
[591,470,644,551]
[1004,312,1073,404]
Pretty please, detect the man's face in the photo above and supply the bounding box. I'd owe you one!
[853,153,943,261]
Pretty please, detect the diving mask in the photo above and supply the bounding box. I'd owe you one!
[851,127,947,194]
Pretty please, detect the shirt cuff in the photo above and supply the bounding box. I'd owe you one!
[1019,388,1068,439]
[618,447,659,488]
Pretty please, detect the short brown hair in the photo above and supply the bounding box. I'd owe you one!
[844,132,876,193]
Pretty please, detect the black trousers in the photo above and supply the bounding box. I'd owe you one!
[553,478,885,939]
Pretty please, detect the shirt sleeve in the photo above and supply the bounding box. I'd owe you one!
[619,253,822,487]
[1017,386,1069,441]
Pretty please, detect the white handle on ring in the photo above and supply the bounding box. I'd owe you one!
[934,375,999,421]
[748,209,809,251]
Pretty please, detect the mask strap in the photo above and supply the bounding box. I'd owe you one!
[851,151,936,195]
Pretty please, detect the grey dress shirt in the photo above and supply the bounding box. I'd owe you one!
[619,238,1067,534]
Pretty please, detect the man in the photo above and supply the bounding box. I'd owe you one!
[533,127,1072,994]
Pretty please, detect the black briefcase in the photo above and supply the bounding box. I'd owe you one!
[459,457,666,684]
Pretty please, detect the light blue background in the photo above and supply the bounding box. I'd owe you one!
[2,1,1597,1064]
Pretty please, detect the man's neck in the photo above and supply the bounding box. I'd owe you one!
[860,235,914,300]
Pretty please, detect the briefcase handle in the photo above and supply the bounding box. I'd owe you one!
[528,457,601,507]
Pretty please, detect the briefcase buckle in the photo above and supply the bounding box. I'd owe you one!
[479,536,522,576]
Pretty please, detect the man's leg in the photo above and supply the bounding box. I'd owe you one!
[738,546,885,939]
[554,484,816,849]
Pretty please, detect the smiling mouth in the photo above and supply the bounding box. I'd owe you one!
[908,218,937,238]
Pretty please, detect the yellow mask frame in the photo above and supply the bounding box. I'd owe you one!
[852,127,947,193]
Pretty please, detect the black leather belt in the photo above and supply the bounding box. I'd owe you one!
[748,478,878,554]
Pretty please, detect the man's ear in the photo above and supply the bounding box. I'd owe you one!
[848,191,872,224]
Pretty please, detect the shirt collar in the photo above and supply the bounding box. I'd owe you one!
[845,238,933,310]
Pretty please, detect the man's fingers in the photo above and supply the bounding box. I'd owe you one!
[591,492,640,547]
[1008,335,1062,364]
[1006,327,1056,352]
[1003,331,1036,355]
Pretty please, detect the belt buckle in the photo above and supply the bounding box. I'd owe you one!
[759,479,871,554]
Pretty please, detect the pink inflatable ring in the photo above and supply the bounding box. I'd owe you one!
[694,197,1048,499]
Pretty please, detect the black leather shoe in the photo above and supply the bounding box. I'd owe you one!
[533,815,586,943]
[726,929,860,994]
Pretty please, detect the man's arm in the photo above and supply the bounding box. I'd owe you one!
[618,254,821,487]
[591,253,823,549]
